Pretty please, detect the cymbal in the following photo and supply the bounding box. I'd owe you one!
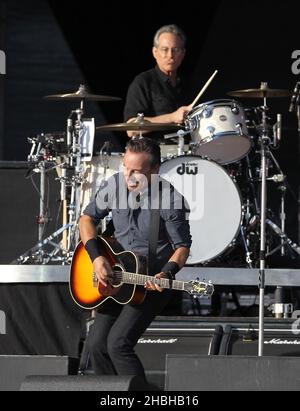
[228,86,291,98]
[44,84,122,102]
[96,120,183,132]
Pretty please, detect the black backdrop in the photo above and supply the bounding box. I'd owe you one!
[1,0,300,159]
[0,0,300,253]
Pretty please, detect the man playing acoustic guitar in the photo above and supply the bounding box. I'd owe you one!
[79,137,191,379]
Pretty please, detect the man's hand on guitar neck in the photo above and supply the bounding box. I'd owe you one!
[144,272,166,293]
[93,256,114,288]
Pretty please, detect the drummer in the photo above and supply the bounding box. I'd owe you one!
[123,24,192,139]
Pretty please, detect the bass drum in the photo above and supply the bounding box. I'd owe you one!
[160,156,242,265]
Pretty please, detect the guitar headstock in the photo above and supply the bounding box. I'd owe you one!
[184,279,214,297]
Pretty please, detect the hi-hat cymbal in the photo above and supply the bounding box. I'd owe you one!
[228,85,291,98]
[96,120,183,132]
[44,84,122,102]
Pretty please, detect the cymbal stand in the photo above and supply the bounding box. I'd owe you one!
[257,91,269,357]
[267,150,287,256]
[66,102,87,252]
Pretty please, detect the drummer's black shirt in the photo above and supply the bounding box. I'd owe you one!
[124,66,186,141]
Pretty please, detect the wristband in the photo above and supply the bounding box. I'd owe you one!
[161,261,180,280]
[85,238,100,262]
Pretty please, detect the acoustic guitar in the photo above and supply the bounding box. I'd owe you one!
[70,236,214,309]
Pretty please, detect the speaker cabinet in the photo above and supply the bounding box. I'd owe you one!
[135,319,223,373]
[166,355,300,391]
[0,355,78,391]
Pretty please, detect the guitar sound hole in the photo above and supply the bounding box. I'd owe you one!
[113,265,123,286]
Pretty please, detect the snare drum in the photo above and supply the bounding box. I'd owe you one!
[186,99,251,165]
[160,155,242,264]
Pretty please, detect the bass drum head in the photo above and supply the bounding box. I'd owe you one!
[160,156,242,265]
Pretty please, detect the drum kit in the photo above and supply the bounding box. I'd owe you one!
[14,82,300,275]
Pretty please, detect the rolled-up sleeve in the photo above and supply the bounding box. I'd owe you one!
[160,183,192,249]
[82,199,109,226]
[163,207,192,250]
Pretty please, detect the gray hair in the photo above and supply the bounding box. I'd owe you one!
[153,24,186,48]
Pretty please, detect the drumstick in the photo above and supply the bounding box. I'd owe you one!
[190,70,218,108]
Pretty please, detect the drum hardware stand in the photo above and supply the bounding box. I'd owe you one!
[99,141,111,170]
[257,87,271,356]
[164,129,190,156]
[278,184,287,257]
[14,101,91,264]
[11,223,72,265]
[13,135,71,264]
[245,155,260,214]
[99,141,115,233]
[240,225,253,268]
[65,104,89,253]
[266,219,300,257]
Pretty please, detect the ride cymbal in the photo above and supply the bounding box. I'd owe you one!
[96,120,183,132]
[44,84,122,102]
[228,85,291,99]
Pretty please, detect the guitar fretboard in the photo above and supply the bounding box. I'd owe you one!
[114,271,185,291]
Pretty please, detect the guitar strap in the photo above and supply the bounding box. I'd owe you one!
[148,181,162,276]
[101,219,115,237]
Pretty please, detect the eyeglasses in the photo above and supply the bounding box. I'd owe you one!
[156,47,184,56]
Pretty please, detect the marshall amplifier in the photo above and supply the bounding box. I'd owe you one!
[135,316,223,390]
[136,316,300,390]
[135,317,224,372]
[219,317,300,356]
[136,316,300,371]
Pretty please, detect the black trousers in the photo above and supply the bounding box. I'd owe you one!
[87,289,172,378]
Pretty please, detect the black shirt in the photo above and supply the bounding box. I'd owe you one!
[123,66,186,141]
[83,172,192,274]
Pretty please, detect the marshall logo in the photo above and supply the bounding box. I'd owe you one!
[264,338,300,345]
[0,50,6,75]
[138,338,178,344]
[177,163,198,176]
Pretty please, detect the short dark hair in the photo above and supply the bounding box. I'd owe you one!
[125,137,161,167]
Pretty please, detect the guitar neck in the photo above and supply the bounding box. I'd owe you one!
[116,271,185,291]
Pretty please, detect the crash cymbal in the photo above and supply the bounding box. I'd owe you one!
[44,84,122,102]
[96,120,183,132]
[228,84,291,98]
